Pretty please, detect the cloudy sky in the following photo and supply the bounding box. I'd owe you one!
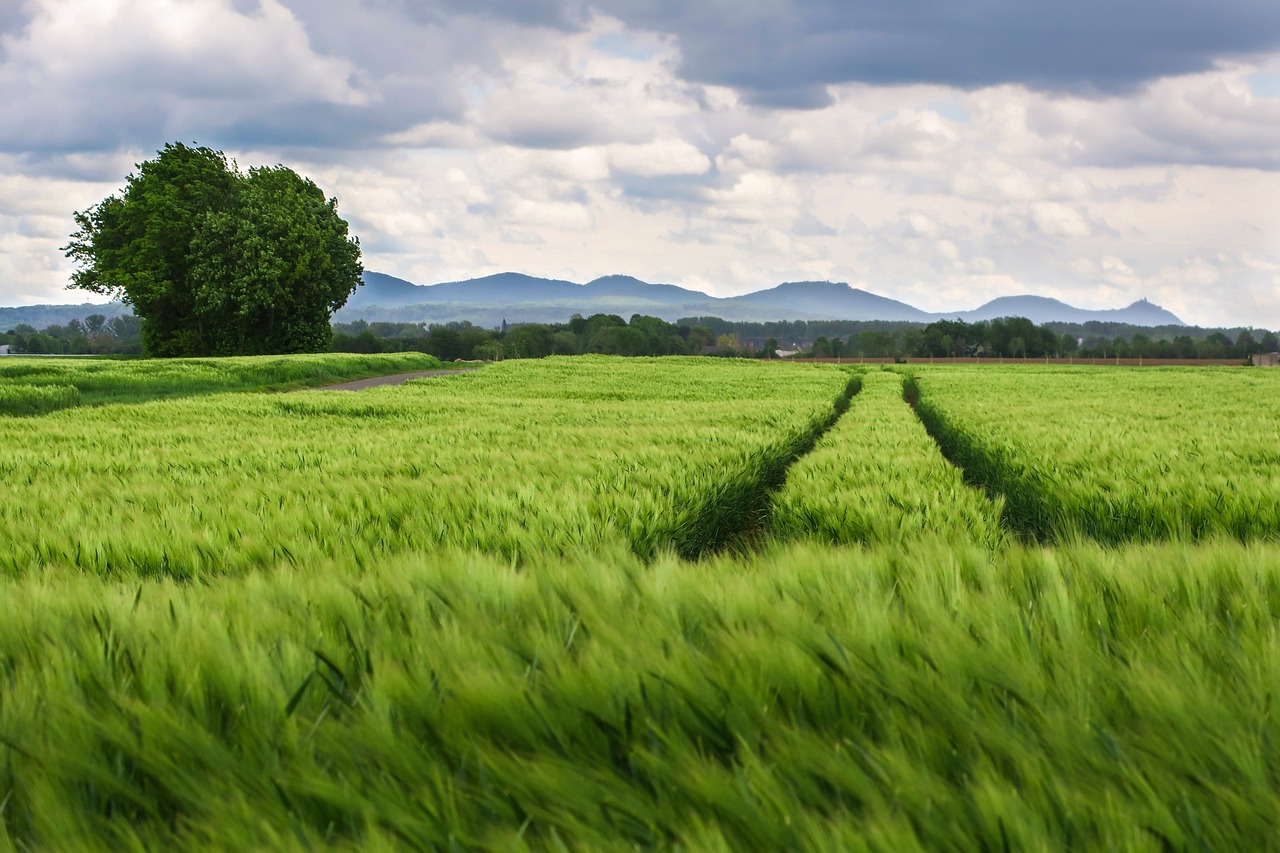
[1,0,1279,327]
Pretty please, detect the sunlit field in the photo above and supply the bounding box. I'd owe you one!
[2,356,1278,850]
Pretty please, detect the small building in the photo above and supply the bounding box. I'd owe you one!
[0,344,10,356]
[1253,352,1280,367]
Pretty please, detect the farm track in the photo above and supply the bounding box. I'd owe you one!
[903,373,1044,543]
[903,367,1280,544]
[709,371,862,555]
[770,370,1008,547]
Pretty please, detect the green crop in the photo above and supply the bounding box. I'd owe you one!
[772,370,1007,547]
[0,382,81,416]
[3,540,1280,850]
[0,351,445,409]
[0,357,851,576]
[0,356,1277,850]
[909,365,1280,543]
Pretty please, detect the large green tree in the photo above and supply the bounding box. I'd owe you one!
[65,143,361,357]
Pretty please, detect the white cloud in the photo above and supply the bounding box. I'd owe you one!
[607,138,709,177]
[1028,202,1093,238]
[0,0,367,149]
[0,3,1276,329]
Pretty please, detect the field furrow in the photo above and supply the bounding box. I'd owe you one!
[909,366,1280,543]
[0,357,850,576]
[772,370,1007,546]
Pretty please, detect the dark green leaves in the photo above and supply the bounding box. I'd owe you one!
[65,143,361,357]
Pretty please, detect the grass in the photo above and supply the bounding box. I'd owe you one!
[3,540,1280,850]
[907,365,1280,543]
[0,382,80,416]
[0,351,446,411]
[1,357,1278,850]
[0,357,851,576]
[772,369,1007,547]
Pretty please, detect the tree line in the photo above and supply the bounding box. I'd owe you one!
[687,316,1277,360]
[331,313,1278,362]
[2,315,142,355]
[8,310,1274,361]
[333,314,720,360]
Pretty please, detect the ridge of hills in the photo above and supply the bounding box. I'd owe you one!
[340,271,1186,327]
[0,273,1187,329]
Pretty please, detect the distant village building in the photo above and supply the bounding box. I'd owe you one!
[1253,352,1280,368]
[0,344,10,356]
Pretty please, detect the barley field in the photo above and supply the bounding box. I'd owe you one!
[909,365,1280,543]
[2,356,1278,851]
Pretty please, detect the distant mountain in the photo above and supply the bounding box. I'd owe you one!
[3,273,1189,329]
[346,272,430,309]
[581,275,709,305]
[347,271,706,310]
[721,281,934,322]
[954,296,1184,326]
[0,301,130,330]
[336,272,1188,327]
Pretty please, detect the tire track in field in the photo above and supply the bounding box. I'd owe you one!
[765,370,1008,548]
[902,374,1043,543]
[711,371,863,555]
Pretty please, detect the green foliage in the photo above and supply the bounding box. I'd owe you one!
[3,357,1280,849]
[909,365,1280,542]
[192,166,362,356]
[0,352,441,410]
[334,313,716,360]
[0,357,848,575]
[772,370,1007,547]
[65,143,361,357]
[4,541,1280,849]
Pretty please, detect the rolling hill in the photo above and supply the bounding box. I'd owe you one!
[0,273,1188,329]
[336,273,1186,327]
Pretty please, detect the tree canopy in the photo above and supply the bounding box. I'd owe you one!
[65,143,361,357]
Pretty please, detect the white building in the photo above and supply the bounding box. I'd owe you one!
[0,344,10,355]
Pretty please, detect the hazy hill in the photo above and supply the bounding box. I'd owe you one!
[581,275,708,305]
[337,272,1188,327]
[345,272,429,309]
[956,296,1184,326]
[720,281,934,322]
[4,273,1192,330]
[0,301,130,329]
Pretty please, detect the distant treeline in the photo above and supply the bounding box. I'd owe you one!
[333,313,1279,362]
[1,314,142,355]
[686,316,1279,360]
[4,311,1274,361]
[333,314,717,359]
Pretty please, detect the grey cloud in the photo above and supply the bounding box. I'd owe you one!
[383,0,581,29]
[0,0,481,159]
[615,173,718,206]
[594,0,1280,102]
[1024,79,1280,171]
[482,107,608,149]
[0,0,30,62]
[209,101,430,150]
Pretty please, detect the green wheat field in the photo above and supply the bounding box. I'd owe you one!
[1,354,1278,850]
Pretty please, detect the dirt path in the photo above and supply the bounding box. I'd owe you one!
[311,367,478,391]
